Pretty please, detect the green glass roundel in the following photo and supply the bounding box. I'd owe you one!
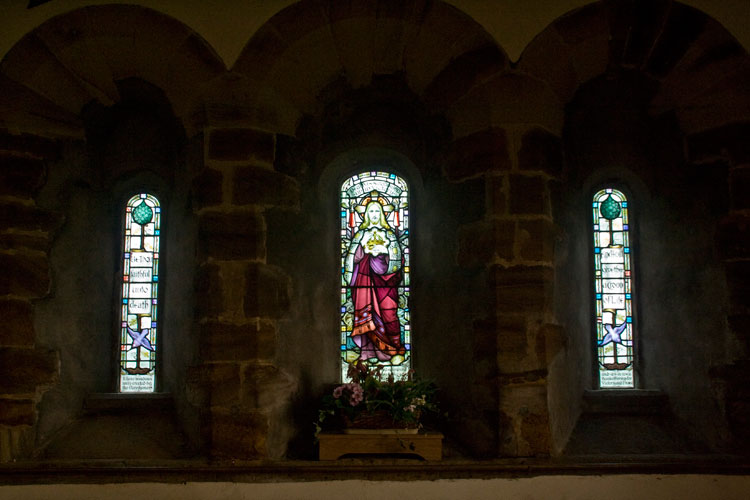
[132,201,153,225]
[600,195,621,220]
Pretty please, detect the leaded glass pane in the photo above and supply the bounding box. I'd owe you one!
[119,193,160,392]
[593,188,635,388]
[340,172,410,381]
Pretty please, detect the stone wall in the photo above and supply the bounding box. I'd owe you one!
[0,0,748,463]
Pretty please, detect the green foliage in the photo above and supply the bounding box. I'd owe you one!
[315,362,439,437]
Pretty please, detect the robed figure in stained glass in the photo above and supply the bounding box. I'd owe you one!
[345,199,405,364]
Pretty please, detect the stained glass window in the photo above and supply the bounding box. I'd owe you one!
[340,172,410,381]
[118,193,161,392]
[592,188,635,388]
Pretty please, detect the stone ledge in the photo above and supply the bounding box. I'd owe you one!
[1,456,750,484]
[582,390,668,416]
[84,393,174,413]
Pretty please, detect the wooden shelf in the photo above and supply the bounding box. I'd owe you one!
[318,431,443,461]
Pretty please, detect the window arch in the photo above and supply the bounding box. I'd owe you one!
[592,188,635,388]
[340,172,410,381]
[118,193,161,392]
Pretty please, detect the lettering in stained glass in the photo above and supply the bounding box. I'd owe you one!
[119,193,161,392]
[340,172,410,381]
[593,188,635,388]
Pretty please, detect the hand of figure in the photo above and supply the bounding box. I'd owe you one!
[369,244,388,256]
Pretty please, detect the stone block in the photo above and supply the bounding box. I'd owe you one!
[728,314,750,353]
[206,363,241,407]
[518,128,563,177]
[273,134,307,177]
[621,0,671,68]
[457,219,514,267]
[0,399,35,426]
[539,323,566,365]
[0,299,35,347]
[645,3,706,77]
[424,43,508,112]
[676,77,750,136]
[244,263,291,319]
[509,175,550,215]
[0,156,46,198]
[496,314,529,356]
[0,132,59,160]
[0,348,57,394]
[0,252,50,298]
[210,409,268,459]
[232,166,299,209]
[194,263,224,318]
[717,214,750,260]
[498,377,550,456]
[486,175,507,216]
[443,128,511,181]
[191,168,223,210]
[200,320,276,362]
[489,265,553,313]
[447,73,565,136]
[730,166,750,211]
[0,203,64,232]
[516,219,557,262]
[496,315,549,375]
[232,24,289,79]
[726,260,750,313]
[519,409,551,456]
[517,27,577,103]
[554,2,606,45]
[0,232,50,252]
[472,318,498,378]
[207,128,274,163]
[241,364,296,410]
[185,363,241,407]
[198,211,266,261]
[687,122,750,164]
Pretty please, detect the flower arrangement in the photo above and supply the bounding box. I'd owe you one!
[315,362,438,436]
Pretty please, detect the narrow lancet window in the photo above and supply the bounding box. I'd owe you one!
[593,188,635,388]
[341,172,410,381]
[119,193,161,392]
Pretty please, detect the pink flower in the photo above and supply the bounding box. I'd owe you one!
[332,386,343,399]
[347,383,364,406]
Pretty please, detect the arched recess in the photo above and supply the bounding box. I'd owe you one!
[230,0,509,125]
[226,0,574,459]
[0,5,223,460]
[517,0,750,454]
[0,4,225,139]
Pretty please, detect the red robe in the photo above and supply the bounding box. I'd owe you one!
[350,245,404,361]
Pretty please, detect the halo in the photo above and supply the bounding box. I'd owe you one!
[353,191,394,214]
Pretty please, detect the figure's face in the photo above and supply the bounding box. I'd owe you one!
[367,204,381,224]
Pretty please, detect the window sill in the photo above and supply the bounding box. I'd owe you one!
[84,392,174,413]
[582,389,668,416]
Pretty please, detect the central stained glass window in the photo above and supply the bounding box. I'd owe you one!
[118,193,161,392]
[340,172,410,381]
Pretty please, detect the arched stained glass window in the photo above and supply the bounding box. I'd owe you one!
[341,172,410,381]
[119,193,161,392]
[592,188,635,388]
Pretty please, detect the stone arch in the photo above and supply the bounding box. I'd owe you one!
[0,4,225,139]
[0,5,226,460]
[518,0,750,453]
[518,0,750,134]
[231,0,509,128]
